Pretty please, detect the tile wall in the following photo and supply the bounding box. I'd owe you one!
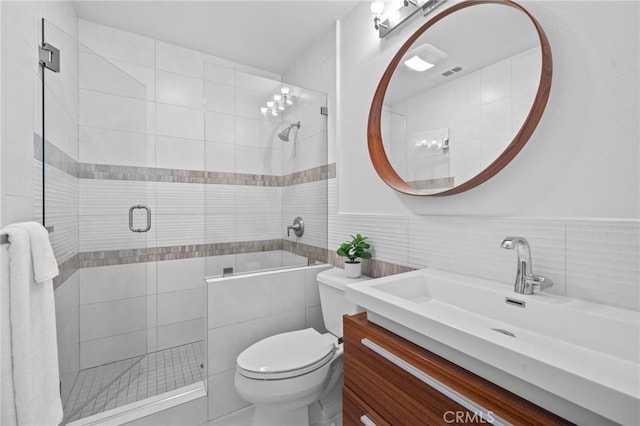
[206,264,331,420]
[28,19,332,371]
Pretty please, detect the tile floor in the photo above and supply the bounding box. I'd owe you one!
[64,341,204,423]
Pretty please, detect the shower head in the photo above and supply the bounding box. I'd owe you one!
[278,121,301,141]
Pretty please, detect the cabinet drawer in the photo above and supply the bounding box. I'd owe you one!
[344,386,391,426]
[344,313,571,426]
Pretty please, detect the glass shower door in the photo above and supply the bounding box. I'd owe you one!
[41,19,151,423]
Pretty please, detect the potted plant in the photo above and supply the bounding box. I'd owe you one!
[337,233,372,278]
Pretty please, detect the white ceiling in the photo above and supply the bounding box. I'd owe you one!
[72,1,359,75]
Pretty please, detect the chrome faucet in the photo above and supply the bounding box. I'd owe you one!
[500,237,553,295]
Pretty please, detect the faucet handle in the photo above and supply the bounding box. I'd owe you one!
[526,274,553,292]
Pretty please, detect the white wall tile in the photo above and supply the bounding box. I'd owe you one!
[204,255,237,278]
[235,145,280,175]
[80,330,147,369]
[80,263,147,304]
[481,59,511,105]
[147,327,158,353]
[235,212,281,242]
[125,396,207,426]
[204,63,235,85]
[207,309,305,375]
[79,127,149,167]
[157,318,203,350]
[107,59,156,101]
[44,87,78,158]
[156,41,206,79]
[205,185,235,214]
[80,214,153,251]
[205,81,235,114]
[155,182,204,215]
[235,71,281,93]
[80,296,147,341]
[235,186,281,213]
[79,51,146,100]
[235,116,278,149]
[156,70,204,109]
[566,221,639,310]
[205,112,235,144]
[57,316,80,403]
[155,103,204,140]
[55,271,79,333]
[147,295,158,328]
[408,216,566,294]
[306,306,326,333]
[207,370,250,420]
[208,268,306,328]
[43,166,79,263]
[235,251,284,274]
[205,142,236,173]
[156,257,206,293]
[79,19,155,67]
[155,214,205,247]
[80,90,146,133]
[157,288,204,326]
[80,179,154,217]
[205,213,236,244]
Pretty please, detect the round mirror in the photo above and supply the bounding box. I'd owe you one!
[368,0,552,196]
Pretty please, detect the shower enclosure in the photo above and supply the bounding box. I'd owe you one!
[40,19,328,424]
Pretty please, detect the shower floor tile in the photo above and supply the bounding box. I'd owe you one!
[63,341,204,423]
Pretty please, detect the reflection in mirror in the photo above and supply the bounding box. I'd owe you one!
[373,1,551,195]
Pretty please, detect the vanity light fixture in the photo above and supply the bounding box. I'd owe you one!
[371,0,447,38]
[260,87,294,117]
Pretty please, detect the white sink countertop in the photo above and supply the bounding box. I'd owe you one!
[346,268,640,425]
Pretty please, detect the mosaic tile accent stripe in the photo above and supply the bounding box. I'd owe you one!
[78,163,335,187]
[328,252,414,279]
[282,240,328,264]
[36,138,334,188]
[408,176,454,191]
[34,134,80,177]
[77,240,284,268]
[54,253,81,290]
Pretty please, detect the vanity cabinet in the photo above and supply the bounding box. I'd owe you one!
[343,313,572,426]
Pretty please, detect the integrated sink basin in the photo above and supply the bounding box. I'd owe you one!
[346,268,640,425]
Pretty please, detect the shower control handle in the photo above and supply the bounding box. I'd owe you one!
[287,217,304,237]
[129,205,151,233]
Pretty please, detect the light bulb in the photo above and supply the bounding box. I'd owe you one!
[266,101,274,108]
[388,9,401,25]
[371,0,384,16]
[273,94,281,102]
[260,107,268,115]
[281,87,290,95]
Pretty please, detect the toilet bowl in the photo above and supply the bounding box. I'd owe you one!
[235,329,342,425]
[234,267,370,426]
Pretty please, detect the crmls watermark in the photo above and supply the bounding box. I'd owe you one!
[443,411,495,424]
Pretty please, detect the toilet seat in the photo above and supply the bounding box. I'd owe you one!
[237,328,336,380]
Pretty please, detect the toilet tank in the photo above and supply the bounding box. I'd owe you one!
[317,268,371,337]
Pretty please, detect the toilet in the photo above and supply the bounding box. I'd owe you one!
[234,267,370,426]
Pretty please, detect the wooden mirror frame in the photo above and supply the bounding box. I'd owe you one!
[368,0,552,196]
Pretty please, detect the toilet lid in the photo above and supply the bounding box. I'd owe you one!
[237,328,336,380]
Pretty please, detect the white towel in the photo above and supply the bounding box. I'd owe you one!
[1,223,62,426]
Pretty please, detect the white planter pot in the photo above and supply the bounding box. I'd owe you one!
[344,262,362,278]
